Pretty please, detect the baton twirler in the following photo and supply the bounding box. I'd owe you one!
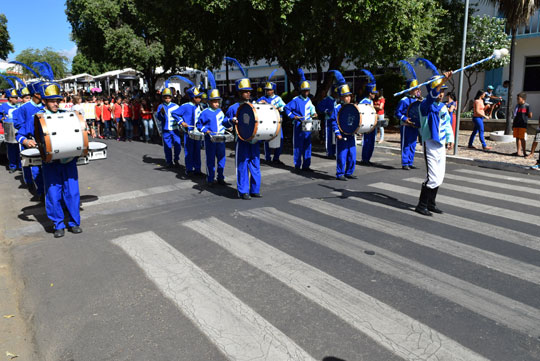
[393,48,509,97]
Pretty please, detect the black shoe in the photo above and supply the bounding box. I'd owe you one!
[69,226,83,234]
[337,175,347,181]
[194,171,205,176]
[239,193,251,200]
[402,165,411,170]
[272,159,285,165]
[415,206,432,216]
[54,229,65,238]
[166,163,174,169]
[302,167,314,172]
[360,161,372,166]
[217,179,228,185]
[207,181,216,187]
[8,169,16,174]
[409,165,417,169]
[250,193,262,198]
[345,175,357,179]
[327,155,336,159]
[427,187,443,214]
[174,160,181,167]
[415,184,432,216]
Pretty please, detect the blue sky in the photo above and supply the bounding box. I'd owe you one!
[2,1,77,61]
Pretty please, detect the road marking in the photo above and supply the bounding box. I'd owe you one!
[444,173,539,194]
[186,217,489,361]
[111,231,315,361]
[329,190,540,253]
[403,177,540,208]
[453,168,540,187]
[243,205,540,337]
[369,182,540,226]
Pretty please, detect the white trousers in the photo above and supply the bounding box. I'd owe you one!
[423,139,446,189]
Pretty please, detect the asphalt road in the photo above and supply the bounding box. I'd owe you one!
[2,137,540,361]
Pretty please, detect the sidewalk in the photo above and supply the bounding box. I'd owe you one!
[372,128,540,175]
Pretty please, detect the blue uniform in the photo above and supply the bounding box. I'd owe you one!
[197,108,227,183]
[317,95,337,157]
[0,102,21,171]
[258,94,285,162]
[359,98,376,163]
[284,96,316,169]
[13,100,45,194]
[331,103,356,178]
[176,102,202,174]
[395,95,419,167]
[420,89,454,145]
[38,109,81,231]
[224,102,261,195]
[156,102,182,165]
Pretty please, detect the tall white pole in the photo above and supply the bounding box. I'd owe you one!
[454,0,470,155]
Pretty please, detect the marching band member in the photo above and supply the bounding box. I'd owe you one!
[156,87,182,168]
[358,69,378,166]
[317,84,338,159]
[197,70,227,186]
[0,84,22,173]
[174,76,203,176]
[415,69,454,216]
[395,60,421,170]
[258,69,285,165]
[329,70,356,180]
[37,82,83,238]
[284,68,318,172]
[223,57,261,200]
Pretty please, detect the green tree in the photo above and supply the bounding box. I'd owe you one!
[483,0,540,133]
[14,48,69,79]
[0,14,14,60]
[71,53,114,75]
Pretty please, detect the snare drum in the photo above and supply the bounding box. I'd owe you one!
[21,148,42,167]
[88,141,107,161]
[34,111,89,163]
[77,156,89,166]
[357,103,377,133]
[236,103,281,142]
[188,129,204,141]
[301,118,321,132]
[210,132,234,143]
[3,121,18,144]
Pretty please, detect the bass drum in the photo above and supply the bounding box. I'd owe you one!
[357,103,377,134]
[34,111,89,163]
[337,103,360,135]
[236,103,281,142]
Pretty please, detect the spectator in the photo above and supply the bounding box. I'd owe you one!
[513,92,532,157]
[122,97,134,142]
[525,116,540,170]
[446,93,457,135]
[95,97,103,139]
[102,98,113,139]
[495,80,509,104]
[132,98,142,140]
[468,90,492,151]
[83,96,97,138]
[141,98,154,143]
[72,96,84,119]
[373,91,385,143]
[113,96,123,140]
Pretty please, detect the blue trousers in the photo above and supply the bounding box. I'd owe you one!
[7,143,21,170]
[184,133,202,173]
[264,129,282,162]
[124,117,133,140]
[162,130,182,165]
[236,140,261,195]
[336,135,356,177]
[325,119,336,157]
[204,135,226,182]
[104,120,112,137]
[293,123,311,169]
[42,158,80,230]
[401,125,418,166]
[361,130,376,162]
[469,116,486,147]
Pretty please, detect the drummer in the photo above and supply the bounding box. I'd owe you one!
[284,68,318,172]
[14,80,45,200]
[0,88,22,173]
[197,72,227,186]
[258,71,286,165]
[317,84,338,159]
[223,57,261,200]
[358,69,379,166]
[36,82,83,238]
[176,85,203,176]
[156,87,182,168]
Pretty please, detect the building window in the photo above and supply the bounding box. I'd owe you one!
[523,56,540,92]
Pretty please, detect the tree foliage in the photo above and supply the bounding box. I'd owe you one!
[0,13,14,60]
[14,48,69,79]
[71,53,114,75]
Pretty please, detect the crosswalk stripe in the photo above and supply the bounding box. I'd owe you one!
[290,198,540,285]
[111,231,315,361]
[444,173,539,194]
[185,217,489,361]
[329,190,540,253]
[403,177,540,208]
[454,168,540,187]
[369,182,540,226]
[243,205,540,337]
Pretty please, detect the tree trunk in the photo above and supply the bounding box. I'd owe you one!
[313,55,345,104]
[504,30,516,135]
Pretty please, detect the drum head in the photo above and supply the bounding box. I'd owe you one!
[406,101,422,128]
[236,103,257,141]
[337,103,360,135]
[88,141,107,150]
[21,148,41,157]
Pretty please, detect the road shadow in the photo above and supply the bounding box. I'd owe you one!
[262,160,336,181]
[319,184,416,211]
[175,171,239,199]
[142,154,187,176]
[356,160,396,170]
[323,357,347,361]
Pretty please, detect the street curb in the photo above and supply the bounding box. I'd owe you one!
[375,145,540,176]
